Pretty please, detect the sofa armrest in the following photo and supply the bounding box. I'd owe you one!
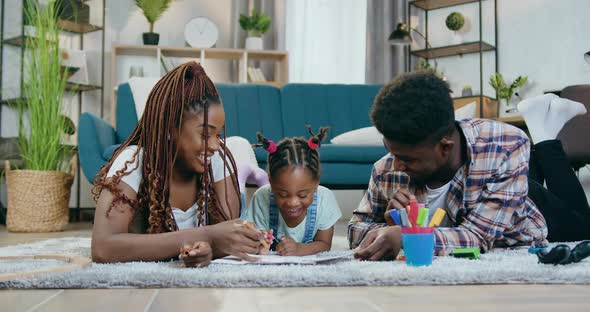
[79,113,116,184]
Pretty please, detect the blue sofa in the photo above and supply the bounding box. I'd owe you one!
[79,83,387,189]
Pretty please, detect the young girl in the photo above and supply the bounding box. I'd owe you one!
[91,61,265,268]
[243,127,343,256]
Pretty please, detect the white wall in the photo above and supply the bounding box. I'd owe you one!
[497,0,590,114]
[418,0,590,117]
[1,0,235,209]
[2,0,590,212]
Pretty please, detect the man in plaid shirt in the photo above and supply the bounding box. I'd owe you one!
[350,72,548,260]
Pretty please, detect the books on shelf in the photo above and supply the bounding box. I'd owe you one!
[160,54,175,74]
[247,67,266,82]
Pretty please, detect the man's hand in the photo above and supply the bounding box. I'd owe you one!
[354,226,402,261]
[276,237,299,256]
[384,188,412,226]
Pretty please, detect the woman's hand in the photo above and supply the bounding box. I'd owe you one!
[207,219,264,262]
[180,241,213,268]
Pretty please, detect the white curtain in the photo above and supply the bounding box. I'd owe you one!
[286,0,367,83]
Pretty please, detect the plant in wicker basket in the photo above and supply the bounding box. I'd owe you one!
[7,0,75,232]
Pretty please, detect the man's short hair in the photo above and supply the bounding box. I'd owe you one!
[371,71,455,145]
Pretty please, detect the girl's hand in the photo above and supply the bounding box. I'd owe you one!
[257,229,274,255]
[276,237,298,256]
[179,241,213,268]
[208,219,264,262]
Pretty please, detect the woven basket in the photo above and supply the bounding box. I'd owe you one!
[5,161,74,232]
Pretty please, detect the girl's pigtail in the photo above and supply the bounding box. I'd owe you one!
[306,125,330,150]
[254,132,277,154]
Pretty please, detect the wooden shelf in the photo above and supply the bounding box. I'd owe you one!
[247,50,289,61]
[453,95,496,101]
[2,36,26,47]
[2,21,101,48]
[114,45,159,56]
[65,83,102,92]
[56,19,102,34]
[1,84,101,105]
[248,81,283,87]
[495,116,526,128]
[453,95,498,119]
[111,45,289,126]
[114,45,289,61]
[411,41,495,59]
[0,97,25,108]
[410,0,482,10]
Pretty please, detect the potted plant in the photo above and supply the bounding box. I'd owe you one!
[489,73,528,109]
[134,0,172,45]
[462,85,473,97]
[7,0,75,232]
[446,12,465,31]
[446,12,465,44]
[239,9,271,50]
[416,59,446,81]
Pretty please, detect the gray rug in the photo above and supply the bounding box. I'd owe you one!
[1,237,590,288]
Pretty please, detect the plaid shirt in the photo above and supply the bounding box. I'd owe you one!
[348,119,549,255]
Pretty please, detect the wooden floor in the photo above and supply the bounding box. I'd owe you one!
[2,222,590,312]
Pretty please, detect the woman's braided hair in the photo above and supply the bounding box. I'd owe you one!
[92,61,240,233]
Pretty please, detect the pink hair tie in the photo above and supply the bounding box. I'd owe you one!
[266,140,277,154]
[307,138,319,150]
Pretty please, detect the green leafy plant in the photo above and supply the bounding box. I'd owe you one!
[239,9,271,37]
[489,73,528,106]
[17,0,73,171]
[446,12,465,31]
[134,0,172,33]
[463,85,472,90]
[416,59,445,80]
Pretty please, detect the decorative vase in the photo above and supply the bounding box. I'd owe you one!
[451,31,462,45]
[142,32,160,45]
[503,98,518,114]
[462,88,473,97]
[245,37,263,50]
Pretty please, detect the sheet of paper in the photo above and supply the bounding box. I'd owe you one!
[212,251,354,265]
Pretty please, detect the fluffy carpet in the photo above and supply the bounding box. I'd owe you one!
[1,237,590,288]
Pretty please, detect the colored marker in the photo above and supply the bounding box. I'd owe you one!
[451,247,480,260]
[399,208,411,227]
[389,209,401,225]
[408,196,419,226]
[428,208,447,227]
[416,207,429,227]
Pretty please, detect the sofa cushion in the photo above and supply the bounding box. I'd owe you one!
[116,83,139,143]
[330,126,383,145]
[255,143,387,164]
[257,161,375,187]
[102,144,121,161]
[280,84,383,139]
[319,144,387,163]
[217,84,283,143]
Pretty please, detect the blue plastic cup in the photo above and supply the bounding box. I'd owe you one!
[401,232,435,267]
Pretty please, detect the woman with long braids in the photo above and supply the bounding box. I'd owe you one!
[91,62,264,267]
